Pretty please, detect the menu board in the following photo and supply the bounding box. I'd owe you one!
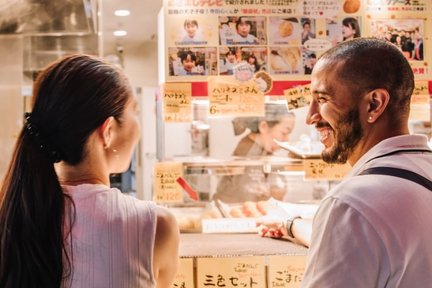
[208,76,265,116]
[267,255,307,288]
[303,159,352,180]
[172,258,194,288]
[163,0,432,83]
[163,82,193,122]
[153,161,184,203]
[197,256,266,287]
[410,81,431,122]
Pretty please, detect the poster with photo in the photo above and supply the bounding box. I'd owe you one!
[366,0,428,13]
[302,49,317,75]
[370,19,425,61]
[268,47,302,75]
[269,16,301,46]
[218,16,267,46]
[168,47,218,77]
[166,15,218,47]
[326,16,362,46]
[163,0,432,83]
[218,46,267,75]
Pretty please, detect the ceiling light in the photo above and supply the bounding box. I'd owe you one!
[114,10,130,16]
[113,30,127,37]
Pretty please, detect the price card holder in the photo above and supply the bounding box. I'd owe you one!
[284,84,312,111]
[303,159,351,180]
[201,218,257,234]
[172,258,194,288]
[162,82,192,123]
[197,256,265,288]
[267,255,307,288]
[409,81,431,122]
[208,77,265,117]
[153,162,183,203]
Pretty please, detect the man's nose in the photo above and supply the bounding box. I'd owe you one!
[306,101,321,125]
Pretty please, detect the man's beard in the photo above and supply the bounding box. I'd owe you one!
[322,108,363,164]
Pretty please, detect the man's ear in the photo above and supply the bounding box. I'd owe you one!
[98,116,115,148]
[366,89,390,123]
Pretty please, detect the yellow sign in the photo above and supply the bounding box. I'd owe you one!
[163,83,193,123]
[153,162,183,203]
[172,258,194,288]
[409,81,431,122]
[284,84,312,110]
[303,159,351,180]
[197,256,266,287]
[208,77,265,117]
[267,255,307,288]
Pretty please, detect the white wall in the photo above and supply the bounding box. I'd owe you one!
[113,41,160,200]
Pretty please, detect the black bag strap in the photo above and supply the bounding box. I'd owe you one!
[358,167,432,191]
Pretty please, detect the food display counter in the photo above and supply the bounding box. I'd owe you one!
[179,233,307,258]
[174,233,308,288]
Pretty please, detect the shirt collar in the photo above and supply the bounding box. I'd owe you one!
[349,134,430,176]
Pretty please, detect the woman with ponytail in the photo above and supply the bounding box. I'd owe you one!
[0,55,179,288]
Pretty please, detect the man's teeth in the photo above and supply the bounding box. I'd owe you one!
[320,129,331,138]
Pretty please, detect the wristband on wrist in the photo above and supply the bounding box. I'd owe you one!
[286,216,302,238]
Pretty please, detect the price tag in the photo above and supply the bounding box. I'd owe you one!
[284,84,312,111]
[172,258,194,288]
[303,159,351,180]
[201,218,257,234]
[208,77,265,117]
[197,256,265,288]
[267,255,307,288]
[153,162,183,203]
[409,81,430,122]
[163,83,192,123]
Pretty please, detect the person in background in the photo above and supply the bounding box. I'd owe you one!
[259,38,432,287]
[177,50,204,76]
[0,54,180,288]
[413,30,423,60]
[220,47,237,75]
[232,16,259,44]
[214,104,296,203]
[246,53,260,72]
[303,52,317,75]
[181,19,202,44]
[342,17,360,41]
[301,19,315,44]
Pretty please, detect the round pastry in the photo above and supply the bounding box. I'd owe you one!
[343,0,360,13]
[279,21,293,38]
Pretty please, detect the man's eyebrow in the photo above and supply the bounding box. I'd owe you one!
[312,89,329,95]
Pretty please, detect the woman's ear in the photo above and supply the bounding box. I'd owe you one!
[258,120,269,133]
[98,116,115,148]
[366,88,390,123]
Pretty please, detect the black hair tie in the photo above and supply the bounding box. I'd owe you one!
[24,112,62,163]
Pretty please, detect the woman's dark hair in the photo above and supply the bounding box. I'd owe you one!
[236,16,253,29]
[180,50,197,63]
[0,54,132,287]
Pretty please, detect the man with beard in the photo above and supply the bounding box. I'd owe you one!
[259,38,432,287]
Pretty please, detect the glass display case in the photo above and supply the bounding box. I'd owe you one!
[155,97,336,232]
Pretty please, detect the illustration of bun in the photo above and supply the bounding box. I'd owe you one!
[254,71,273,94]
[279,21,293,38]
[343,0,360,13]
